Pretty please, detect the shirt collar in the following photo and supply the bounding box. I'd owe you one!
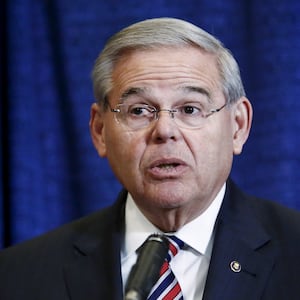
[121,184,225,260]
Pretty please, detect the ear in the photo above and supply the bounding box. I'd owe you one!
[89,103,107,157]
[232,97,253,155]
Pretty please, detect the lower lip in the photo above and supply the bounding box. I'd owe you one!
[147,164,187,179]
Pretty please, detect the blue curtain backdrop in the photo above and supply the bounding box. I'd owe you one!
[1,0,300,248]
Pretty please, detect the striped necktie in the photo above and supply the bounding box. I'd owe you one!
[147,236,184,300]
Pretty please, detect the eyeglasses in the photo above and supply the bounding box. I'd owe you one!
[109,101,227,130]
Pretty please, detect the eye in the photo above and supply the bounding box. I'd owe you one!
[128,104,154,117]
[130,107,145,116]
[180,104,203,115]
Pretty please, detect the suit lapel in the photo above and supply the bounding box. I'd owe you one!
[63,190,127,300]
[61,182,278,300]
[203,181,277,300]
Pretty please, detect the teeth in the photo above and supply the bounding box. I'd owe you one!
[158,163,178,169]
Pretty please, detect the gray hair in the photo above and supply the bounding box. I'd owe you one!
[92,17,245,107]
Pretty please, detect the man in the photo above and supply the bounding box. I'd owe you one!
[0,17,300,300]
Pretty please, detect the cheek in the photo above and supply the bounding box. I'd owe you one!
[212,122,235,172]
[188,121,234,168]
[105,129,146,178]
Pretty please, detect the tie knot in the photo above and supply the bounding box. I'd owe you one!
[147,235,185,300]
[166,235,184,262]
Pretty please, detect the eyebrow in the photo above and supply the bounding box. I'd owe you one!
[180,86,211,101]
[119,85,212,103]
[120,87,148,102]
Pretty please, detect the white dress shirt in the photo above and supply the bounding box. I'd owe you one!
[121,184,225,299]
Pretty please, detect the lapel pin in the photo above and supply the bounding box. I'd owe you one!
[230,260,241,273]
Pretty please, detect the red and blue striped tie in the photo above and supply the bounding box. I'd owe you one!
[147,236,184,300]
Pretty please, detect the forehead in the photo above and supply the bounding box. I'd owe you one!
[109,46,221,100]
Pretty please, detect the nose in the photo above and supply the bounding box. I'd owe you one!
[150,110,179,142]
[157,109,176,119]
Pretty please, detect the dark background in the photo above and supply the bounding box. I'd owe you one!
[1,0,300,248]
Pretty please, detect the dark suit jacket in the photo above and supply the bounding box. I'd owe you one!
[1,180,300,299]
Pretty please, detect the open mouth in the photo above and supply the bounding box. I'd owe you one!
[157,163,180,169]
[148,158,186,178]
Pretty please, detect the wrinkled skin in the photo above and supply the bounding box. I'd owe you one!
[90,46,252,232]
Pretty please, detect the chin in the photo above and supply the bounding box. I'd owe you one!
[149,192,187,209]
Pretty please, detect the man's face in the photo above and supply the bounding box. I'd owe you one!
[90,46,251,230]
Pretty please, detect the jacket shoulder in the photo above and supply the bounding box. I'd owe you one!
[0,191,126,275]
